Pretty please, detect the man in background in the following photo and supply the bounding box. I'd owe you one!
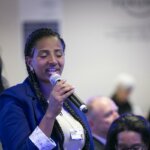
[87,96,119,150]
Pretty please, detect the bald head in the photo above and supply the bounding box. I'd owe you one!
[87,96,119,138]
[88,96,117,113]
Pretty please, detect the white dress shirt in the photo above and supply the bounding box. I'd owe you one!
[29,107,85,150]
[29,127,56,150]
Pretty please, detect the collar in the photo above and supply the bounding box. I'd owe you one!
[93,134,106,145]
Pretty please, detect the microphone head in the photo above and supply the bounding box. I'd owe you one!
[80,105,88,113]
[49,73,61,85]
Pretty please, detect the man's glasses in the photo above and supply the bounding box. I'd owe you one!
[115,144,147,150]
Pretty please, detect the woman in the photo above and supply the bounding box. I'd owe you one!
[105,113,150,150]
[111,74,143,116]
[0,28,94,150]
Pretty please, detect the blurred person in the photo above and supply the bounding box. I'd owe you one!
[148,110,150,122]
[111,73,142,115]
[0,56,8,93]
[0,28,94,150]
[87,96,119,150]
[0,55,9,150]
[105,113,150,150]
[0,56,5,93]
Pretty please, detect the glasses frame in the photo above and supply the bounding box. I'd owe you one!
[115,143,147,150]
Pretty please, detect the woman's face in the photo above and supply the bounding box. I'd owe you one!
[26,36,65,83]
[116,131,147,150]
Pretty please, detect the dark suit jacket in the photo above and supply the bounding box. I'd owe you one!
[93,137,105,150]
[0,78,94,150]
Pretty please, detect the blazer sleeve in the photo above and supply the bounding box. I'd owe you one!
[0,95,38,150]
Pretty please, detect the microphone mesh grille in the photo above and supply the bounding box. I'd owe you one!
[49,73,61,85]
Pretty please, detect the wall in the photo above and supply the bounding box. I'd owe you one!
[0,0,150,115]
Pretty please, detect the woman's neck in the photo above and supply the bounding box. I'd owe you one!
[39,81,53,100]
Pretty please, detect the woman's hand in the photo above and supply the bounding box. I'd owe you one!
[46,80,74,118]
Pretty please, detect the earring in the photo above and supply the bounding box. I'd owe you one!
[30,66,34,71]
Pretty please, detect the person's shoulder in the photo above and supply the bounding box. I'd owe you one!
[0,78,31,100]
[93,137,105,150]
[2,76,9,89]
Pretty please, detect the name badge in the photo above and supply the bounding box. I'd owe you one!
[70,129,83,140]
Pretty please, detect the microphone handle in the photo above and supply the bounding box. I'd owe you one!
[49,74,88,113]
[68,93,88,113]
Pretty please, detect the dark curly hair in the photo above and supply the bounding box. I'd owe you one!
[105,113,150,150]
[24,28,65,57]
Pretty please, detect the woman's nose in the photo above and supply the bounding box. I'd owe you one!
[48,55,57,64]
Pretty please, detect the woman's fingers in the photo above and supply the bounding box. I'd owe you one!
[50,80,74,101]
[61,89,75,100]
[54,80,74,95]
[47,80,75,117]
[59,85,74,95]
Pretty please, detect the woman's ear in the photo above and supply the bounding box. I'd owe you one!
[25,56,33,71]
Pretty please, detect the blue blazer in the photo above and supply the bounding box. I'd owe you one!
[0,78,94,150]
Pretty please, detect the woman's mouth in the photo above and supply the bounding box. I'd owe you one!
[46,68,60,75]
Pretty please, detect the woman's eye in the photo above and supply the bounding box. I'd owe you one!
[55,51,63,57]
[40,52,48,57]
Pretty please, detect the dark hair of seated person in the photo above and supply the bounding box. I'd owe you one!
[105,113,150,150]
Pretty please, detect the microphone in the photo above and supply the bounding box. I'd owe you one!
[49,73,88,113]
